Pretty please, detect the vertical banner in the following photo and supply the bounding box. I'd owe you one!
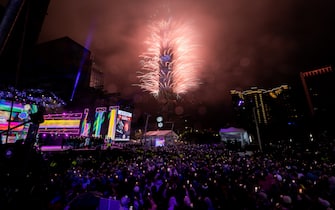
[93,107,107,137]
[106,106,118,140]
[80,108,90,137]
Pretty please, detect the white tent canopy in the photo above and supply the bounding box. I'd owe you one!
[144,130,178,146]
[219,127,250,148]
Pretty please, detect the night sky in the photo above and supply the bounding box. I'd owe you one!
[38,0,335,129]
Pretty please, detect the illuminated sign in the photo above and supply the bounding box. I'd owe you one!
[38,113,82,135]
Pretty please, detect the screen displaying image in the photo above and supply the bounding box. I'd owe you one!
[38,113,82,135]
[0,110,25,131]
[155,138,165,147]
[0,100,37,124]
[0,100,37,143]
[114,110,132,141]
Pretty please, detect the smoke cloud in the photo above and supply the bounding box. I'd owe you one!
[39,0,335,128]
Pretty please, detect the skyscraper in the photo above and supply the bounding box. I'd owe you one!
[22,36,93,103]
[231,85,303,142]
[300,65,335,138]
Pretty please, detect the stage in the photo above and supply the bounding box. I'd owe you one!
[39,144,123,152]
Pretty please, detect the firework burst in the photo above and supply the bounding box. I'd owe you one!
[136,17,203,101]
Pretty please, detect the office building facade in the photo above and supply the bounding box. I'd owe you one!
[231,85,303,142]
[22,37,102,104]
[300,65,335,138]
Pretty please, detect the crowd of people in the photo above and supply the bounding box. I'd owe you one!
[1,138,335,210]
[38,135,106,149]
[62,136,106,149]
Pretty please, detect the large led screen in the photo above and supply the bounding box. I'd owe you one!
[92,107,107,137]
[0,99,37,143]
[37,106,133,141]
[38,113,82,135]
[114,109,132,141]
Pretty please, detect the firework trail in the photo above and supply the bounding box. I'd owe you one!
[136,17,203,101]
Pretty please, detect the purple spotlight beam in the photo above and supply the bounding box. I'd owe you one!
[71,25,94,101]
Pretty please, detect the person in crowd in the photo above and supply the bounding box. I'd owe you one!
[2,138,335,209]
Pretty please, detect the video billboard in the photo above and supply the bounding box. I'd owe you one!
[80,106,132,141]
[34,106,133,141]
[38,113,82,135]
[114,109,132,141]
[0,99,38,143]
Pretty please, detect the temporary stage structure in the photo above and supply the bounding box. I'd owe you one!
[144,130,178,146]
[219,127,250,148]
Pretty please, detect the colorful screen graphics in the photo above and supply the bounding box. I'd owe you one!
[38,113,82,135]
[0,99,38,143]
[33,106,133,141]
[80,106,132,141]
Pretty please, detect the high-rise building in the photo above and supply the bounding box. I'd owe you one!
[231,86,290,125]
[300,65,335,137]
[22,36,95,103]
[231,85,303,142]
[90,57,104,90]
